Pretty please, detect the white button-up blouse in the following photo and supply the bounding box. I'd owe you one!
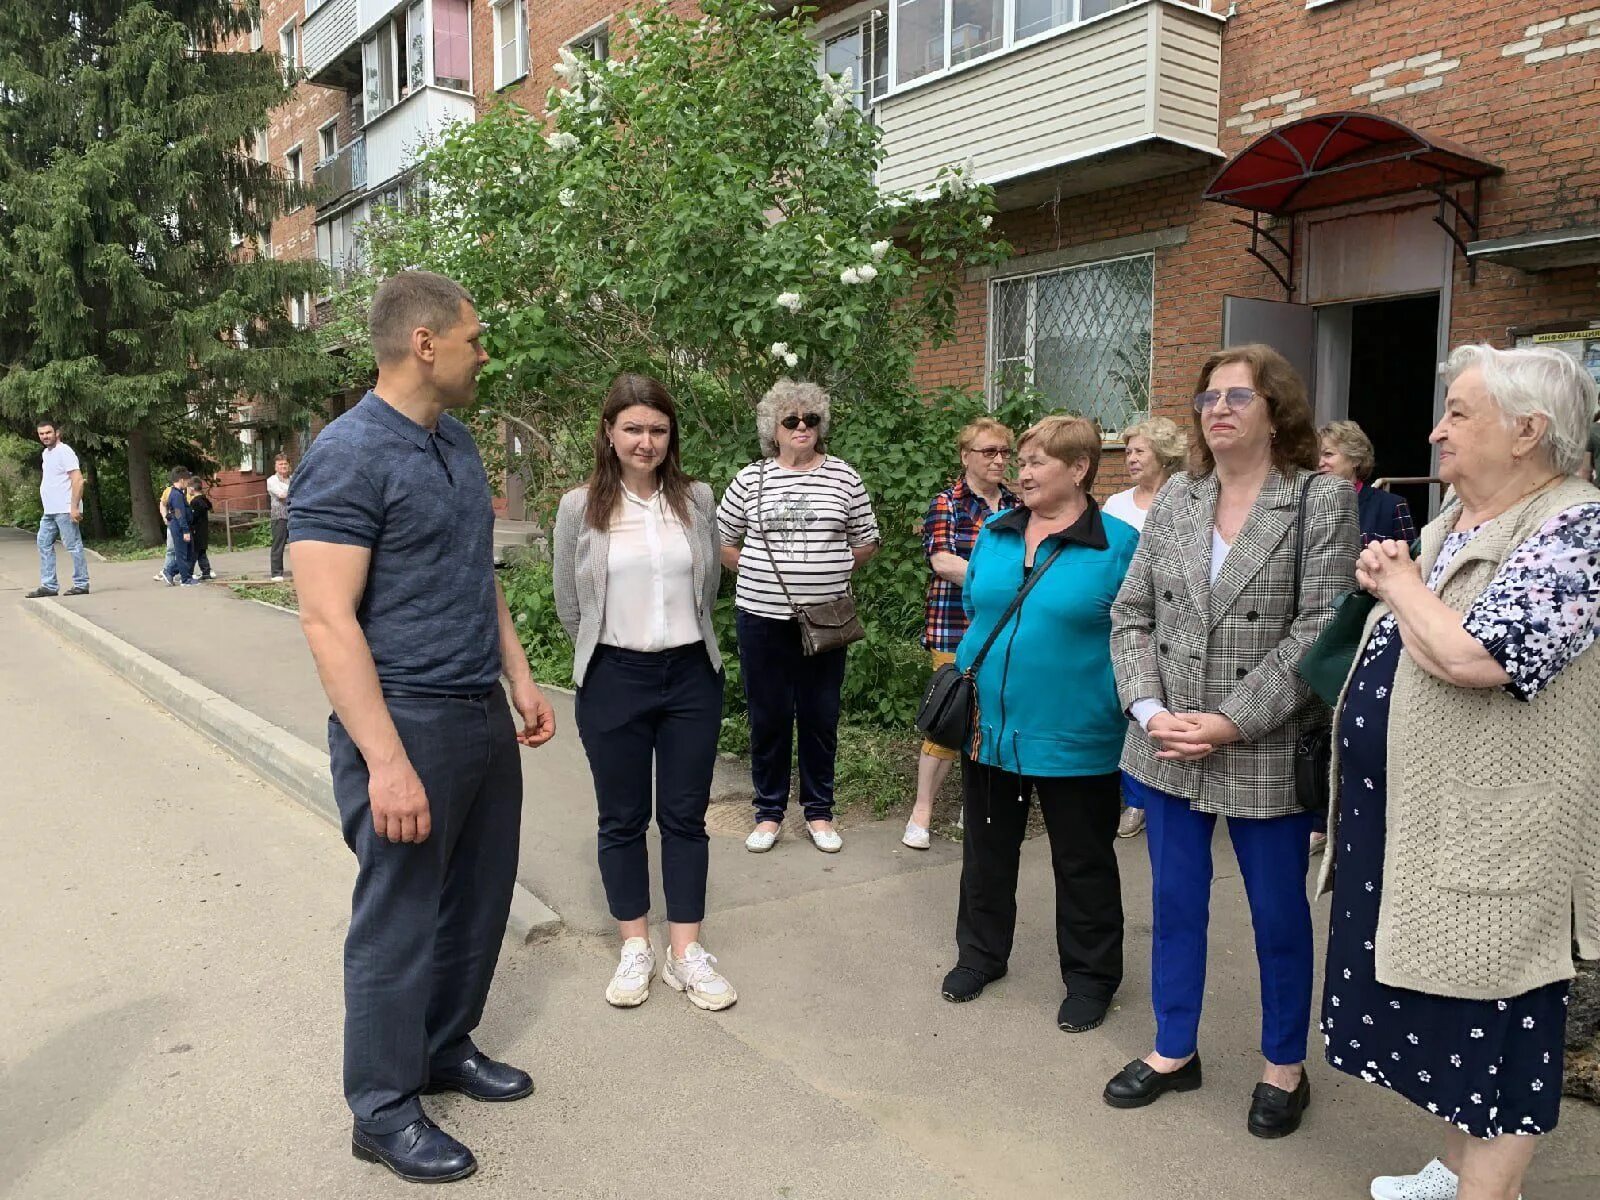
[599,486,702,652]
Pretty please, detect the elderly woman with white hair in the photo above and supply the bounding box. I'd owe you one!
[716,381,881,853]
[1319,345,1600,1200]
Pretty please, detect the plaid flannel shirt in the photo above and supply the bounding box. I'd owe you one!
[922,476,1018,651]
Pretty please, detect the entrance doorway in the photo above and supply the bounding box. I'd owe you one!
[1342,293,1440,519]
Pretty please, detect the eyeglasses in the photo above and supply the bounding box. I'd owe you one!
[967,446,1013,460]
[780,412,823,430]
[1192,386,1264,413]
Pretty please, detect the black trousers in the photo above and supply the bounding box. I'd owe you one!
[329,690,522,1135]
[955,758,1125,1002]
[576,644,721,924]
[270,517,288,576]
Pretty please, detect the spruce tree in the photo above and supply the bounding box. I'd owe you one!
[0,2,333,543]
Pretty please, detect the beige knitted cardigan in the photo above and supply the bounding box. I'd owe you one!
[1316,476,1600,1000]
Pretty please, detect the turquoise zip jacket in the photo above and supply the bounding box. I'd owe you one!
[954,499,1139,778]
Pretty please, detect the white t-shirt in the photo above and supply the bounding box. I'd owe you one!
[600,487,701,653]
[40,443,81,514]
[1102,487,1150,532]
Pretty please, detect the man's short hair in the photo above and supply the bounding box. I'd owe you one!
[369,270,474,365]
[36,418,56,431]
[169,466,192,483]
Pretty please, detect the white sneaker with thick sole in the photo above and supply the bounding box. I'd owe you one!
[1370,1159,1460,1200]
[902,821,931,850]
[808,824,843,853]
[745,825,781,853]
[1116,807,1146,838]
[663,942,737,1011]
[604,937,655,1008]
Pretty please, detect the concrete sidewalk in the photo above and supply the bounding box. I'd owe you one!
[8,524,1600,1199]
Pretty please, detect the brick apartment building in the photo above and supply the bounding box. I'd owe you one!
[233,0,1600,519]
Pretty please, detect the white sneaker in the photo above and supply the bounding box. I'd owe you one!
[604,937,654,1008]
[902,821,931,850]
[662,942,737,1011]
[808,823,843,853]
[271,575,285,582]
[1370,1159,1459,1200]
[1117,807,1146,838]
[152,572,165,582]
[745,824,781,852]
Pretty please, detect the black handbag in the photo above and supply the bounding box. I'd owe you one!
[915,539,1069,751]
[754,463,866,656]
[1288,477,1332,814]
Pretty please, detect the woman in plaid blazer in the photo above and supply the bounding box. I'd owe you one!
[1103,344,1359,1138]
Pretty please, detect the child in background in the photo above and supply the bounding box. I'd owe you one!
[187,476,215,580]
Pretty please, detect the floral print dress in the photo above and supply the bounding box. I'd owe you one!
[1321,503,1600,1137]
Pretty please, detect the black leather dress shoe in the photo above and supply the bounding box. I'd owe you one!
[940,965,1004,1003]
[1247,1073,1310,1138]
[1057,993,1109,1033]
[424,1052,535,1102]
[1102,1055,1203,1108]
[352,1117,476,1183]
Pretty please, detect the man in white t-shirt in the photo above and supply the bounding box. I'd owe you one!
[29,419,91,598]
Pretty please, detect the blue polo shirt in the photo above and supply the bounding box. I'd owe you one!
[288,391,502,694]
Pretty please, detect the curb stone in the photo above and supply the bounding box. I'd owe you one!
[22,597,562,943]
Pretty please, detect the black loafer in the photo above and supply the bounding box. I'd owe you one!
[62,585,90,596]
[1248,1073,1310,1139]
[25,587,57,598]
[1102,1055,1203,1108]
[941,965,1004,1003]
[1057,993,1109,1033]
[424,1052,535,1102]
[352,1116,476,1183]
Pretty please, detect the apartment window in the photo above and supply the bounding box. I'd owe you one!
[318,120,338,164]
[894,0,944,84]
[252,128,269,163]
[284,144,303,185]
[989,254,1154,435]
[570,25,609,62]
[278,21,299,78]
[363,6,421,121]
[249,13,263,51]
[492,0,529,88]
[289,293,313,329]
[316,204,368,287]
[435,0,471,91]
[822,7,889,116]
[892,0,1148,88]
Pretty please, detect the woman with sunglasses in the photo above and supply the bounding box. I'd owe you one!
[907,417,1018,849]
[1104,345,1358,1138]
[716,380,881,854]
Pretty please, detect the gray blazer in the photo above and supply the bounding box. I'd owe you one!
[1110,467,1359,818]
[552,481,722,685]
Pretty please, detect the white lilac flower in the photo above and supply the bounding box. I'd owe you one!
[557,188,577,208]
[782,352,798,368]
[840,266,861,285]
[770,342,790,357]
[855,263,877,282]
[553,48,584,83]
[775,292,803,314]
[870,239,892,261]
[545,131,580,152]
[980,215,993,229]
[813,114,831,135]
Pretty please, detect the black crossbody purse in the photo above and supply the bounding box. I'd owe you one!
[915,539,1069,752]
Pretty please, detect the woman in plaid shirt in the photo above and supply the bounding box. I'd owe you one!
[905,418,1018,849]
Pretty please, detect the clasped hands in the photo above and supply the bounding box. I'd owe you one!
[1356,538,1422,604]
[1147,711,1242,761]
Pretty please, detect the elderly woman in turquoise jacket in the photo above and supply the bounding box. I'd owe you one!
[939,415,1141,1035]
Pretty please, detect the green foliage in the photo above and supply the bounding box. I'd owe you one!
[499,561,577,691]
[0,433,43,528]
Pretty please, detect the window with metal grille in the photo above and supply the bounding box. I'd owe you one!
[989,254,1153,437]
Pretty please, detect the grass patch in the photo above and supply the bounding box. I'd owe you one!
[836,724,921,820]
[87,535,165,561]
[229,581,298,611]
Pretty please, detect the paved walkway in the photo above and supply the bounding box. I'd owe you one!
[6,526,1599,1198]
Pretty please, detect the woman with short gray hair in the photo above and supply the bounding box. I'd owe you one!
[716,380,881,853]
[1320,344,1600,1200]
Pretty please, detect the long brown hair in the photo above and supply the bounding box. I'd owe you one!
[584,373,696,531]
[1188,343,1319,476]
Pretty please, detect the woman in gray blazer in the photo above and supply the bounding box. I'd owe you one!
[1103,345,1358,1137]
[553,374,733,1013]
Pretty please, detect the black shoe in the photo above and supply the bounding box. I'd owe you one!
[1248,1073,1310,1139]
[62,585,90,596]
[1057,992,1109,1033]
[1102,1055,1203,1108]
[351,1117,477,1183]
[25,587,58,598]
[941,965,1003,1003]
[424,1052,535,1102]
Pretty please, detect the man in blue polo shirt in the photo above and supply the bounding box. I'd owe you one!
[290,270,556,1185]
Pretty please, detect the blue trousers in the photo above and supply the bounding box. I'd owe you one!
[1126,775,1315,1065]
[37,513,89,591]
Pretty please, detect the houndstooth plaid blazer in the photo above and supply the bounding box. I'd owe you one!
[1111,467,1359,818]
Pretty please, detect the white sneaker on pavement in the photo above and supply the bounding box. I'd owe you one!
[1116,806,1146,838]
[745,825,780,853]
[271,575,285,582]
[808,824,843,853]
[902,821,930,850]
[662,942,737,1011]
[1370,1158,1464,1200]
[604,936,654,1008]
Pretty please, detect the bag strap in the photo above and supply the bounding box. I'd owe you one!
[964,534,1070,675]
[754,461,806,616]
[1291,473,1311,617]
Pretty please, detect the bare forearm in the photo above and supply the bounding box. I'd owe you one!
[929,551,967,584]
[301,615,406,767]
[851,543,880,569]
[720,544,742,572]
[496,583,535,688]
[1386,581,1509,688]
[70,474,84,509]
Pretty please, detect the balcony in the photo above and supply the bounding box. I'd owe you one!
[301,0,394,86]
[875,0,1225,208]
[314,136,367,208]
[366,86,475,187]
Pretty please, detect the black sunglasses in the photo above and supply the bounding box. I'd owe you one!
[780,412,823,430]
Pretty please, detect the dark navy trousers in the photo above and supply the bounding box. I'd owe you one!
[1125,774,1315,1066]
[329,689,522,1135]
[575,643,721,924]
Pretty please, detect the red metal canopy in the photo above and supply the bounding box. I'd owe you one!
[1203,112,1500,214]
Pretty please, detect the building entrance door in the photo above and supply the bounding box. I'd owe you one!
[1337,293,1440,520]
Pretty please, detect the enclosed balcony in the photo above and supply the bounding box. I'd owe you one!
[313,136,367,208]
[365,87,475,188]
[874,0,1225,207]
